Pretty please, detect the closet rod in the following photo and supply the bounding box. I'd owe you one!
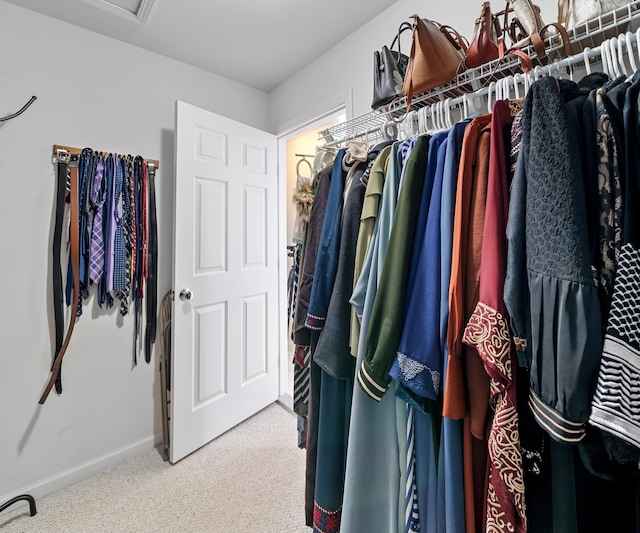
[52,145,159,169]
[321,28,639,148]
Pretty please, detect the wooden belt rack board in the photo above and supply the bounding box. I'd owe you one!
[52,144,159,169]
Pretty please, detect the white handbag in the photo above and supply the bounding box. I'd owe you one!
[559,0,630,29]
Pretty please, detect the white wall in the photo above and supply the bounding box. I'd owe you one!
[0,0,563,505]
[0,0,269,502]
[269,0,559,131]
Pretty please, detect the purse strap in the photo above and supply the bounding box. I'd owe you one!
[529,22,571,60]
[438,23,470,53]
[390,21,413,57]
[558,0,570,26]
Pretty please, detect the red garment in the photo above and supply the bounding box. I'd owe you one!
[462,99,527,533]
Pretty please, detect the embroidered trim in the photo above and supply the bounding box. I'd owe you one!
[305,313,326,331]
[390,352,441,399]
[313,502,342,533]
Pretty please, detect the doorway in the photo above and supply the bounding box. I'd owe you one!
[277,108,346,409]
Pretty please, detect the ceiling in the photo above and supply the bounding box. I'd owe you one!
[5,0,398,93]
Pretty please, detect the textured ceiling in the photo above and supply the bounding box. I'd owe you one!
[5,0,398,92]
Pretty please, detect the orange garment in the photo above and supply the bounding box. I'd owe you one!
[444,113,492,533]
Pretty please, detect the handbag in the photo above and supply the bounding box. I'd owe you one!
[506,0,547,47]
[464,2,504,68]
[402,15,468,109]
[558,0,630,29]
[372,22,412,109]
[501,0,572,62]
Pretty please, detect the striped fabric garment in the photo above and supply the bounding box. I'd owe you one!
[589,243,640,448]
[405,404,420,532]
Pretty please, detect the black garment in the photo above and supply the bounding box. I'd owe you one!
[313,175,365,379]
[293,165,332,347]
[623,70,640,245]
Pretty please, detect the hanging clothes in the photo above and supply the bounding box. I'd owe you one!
[444,112,493,533]
[292,161,334,526]
[341,140,403,533]
[462,99,527,533]
[436,118,471,533]
[312,146,370,533]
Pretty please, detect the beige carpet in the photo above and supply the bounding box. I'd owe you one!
[0,403,308,533]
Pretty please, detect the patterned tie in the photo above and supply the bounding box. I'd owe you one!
[118,155,134,316]
[89,158,106,284]
[113,155,127,297]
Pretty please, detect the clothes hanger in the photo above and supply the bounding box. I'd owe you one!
[379,120,398,142]
[418,105,428,134]
[601,40,611,77]
[636,27,640,71]
[437,101,447,130]
[513,73,522,99]
[462,93,470,120]
[439,101,448,129]
[625,31,638,75]
[534,65,544,82]
[583,47,593,75]
[616,35,629,78]
[296,156,313,178]
[445,98,453,128]
[602,39,617,78]
[487,81,496,113]
[435,102,443,131]
[618,33,635,81]
[431,103,439,132]
[608,37,623,77]
[404,110,419,137]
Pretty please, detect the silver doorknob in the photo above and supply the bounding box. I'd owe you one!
[179,288,193,301]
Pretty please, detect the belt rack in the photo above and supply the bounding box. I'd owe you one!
[52,144,159,168]
[320,1,640,147]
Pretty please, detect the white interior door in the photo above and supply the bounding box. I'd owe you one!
[171,101,279,464]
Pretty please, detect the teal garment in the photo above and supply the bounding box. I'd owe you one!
[358,135,431,400]
[341,142,403,533]
[312,373,353,532]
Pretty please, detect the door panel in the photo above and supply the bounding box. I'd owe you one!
[171,101,279,463]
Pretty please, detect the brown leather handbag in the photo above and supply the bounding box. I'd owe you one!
[402,15,468,108]
[465,2,504,68]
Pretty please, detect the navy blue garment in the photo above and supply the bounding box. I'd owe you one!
[305,148,346,331]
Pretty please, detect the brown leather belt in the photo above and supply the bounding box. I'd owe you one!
[40,162,80,405]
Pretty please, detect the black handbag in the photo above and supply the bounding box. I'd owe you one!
[372,22,412,110]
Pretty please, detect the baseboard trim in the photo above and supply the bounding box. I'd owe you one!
[1,432,164,505]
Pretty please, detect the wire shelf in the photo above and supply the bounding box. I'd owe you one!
[319,1,640,145]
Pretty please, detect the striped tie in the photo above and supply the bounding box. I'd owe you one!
[406,404,420,532]
[88,158,106,284]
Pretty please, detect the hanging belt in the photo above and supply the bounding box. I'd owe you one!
[51,159,68,394]
[144,163,158,363]
[40,160,80,405]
